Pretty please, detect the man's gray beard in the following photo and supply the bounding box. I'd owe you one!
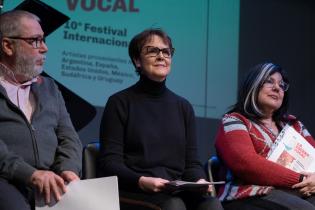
[14,53,43,81]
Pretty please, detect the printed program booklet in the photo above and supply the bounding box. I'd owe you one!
[164,180,225,193]
[267,125,315,172]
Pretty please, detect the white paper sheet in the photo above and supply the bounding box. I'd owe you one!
[36,176,120,210]
[267,125,315,173]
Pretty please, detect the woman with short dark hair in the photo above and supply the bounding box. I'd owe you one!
[99,28,223,210]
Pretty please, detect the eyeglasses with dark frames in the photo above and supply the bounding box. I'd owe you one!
[263,77,289,92]
[6,36,46,49]
[142,46,175,58]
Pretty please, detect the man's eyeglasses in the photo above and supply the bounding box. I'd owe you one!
[6,36,46,49]
[142,46,175,58]
[263,77,289,92]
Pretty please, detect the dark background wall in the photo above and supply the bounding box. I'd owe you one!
[78,0,315,164]
[238,0,315,138]
[239,0,315,126]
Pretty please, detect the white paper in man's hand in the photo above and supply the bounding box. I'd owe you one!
[36,176,119,210]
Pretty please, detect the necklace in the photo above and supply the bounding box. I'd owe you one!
[261,120,279,137]
[267,126,278,137]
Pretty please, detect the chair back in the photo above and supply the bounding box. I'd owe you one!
[82,142,100,179]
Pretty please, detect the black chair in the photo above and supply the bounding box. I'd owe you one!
[82,141,100,179]
[82,142,162,210]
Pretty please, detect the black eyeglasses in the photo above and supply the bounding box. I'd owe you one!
[6,36,46,49]
[142,46,175,58]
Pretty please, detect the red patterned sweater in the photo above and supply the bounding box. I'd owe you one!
[215,112,315,201]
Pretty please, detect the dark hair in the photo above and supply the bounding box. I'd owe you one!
[229,62,290,123]
[128,28,173,74]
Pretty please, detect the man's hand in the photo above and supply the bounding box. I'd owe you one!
[60,170,80,183]
[138,176,169,192]
[30,170,66,204]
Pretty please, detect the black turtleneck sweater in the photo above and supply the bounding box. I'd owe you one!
[99,75,206,191]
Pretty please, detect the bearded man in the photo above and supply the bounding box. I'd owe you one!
[0,10,82,210]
